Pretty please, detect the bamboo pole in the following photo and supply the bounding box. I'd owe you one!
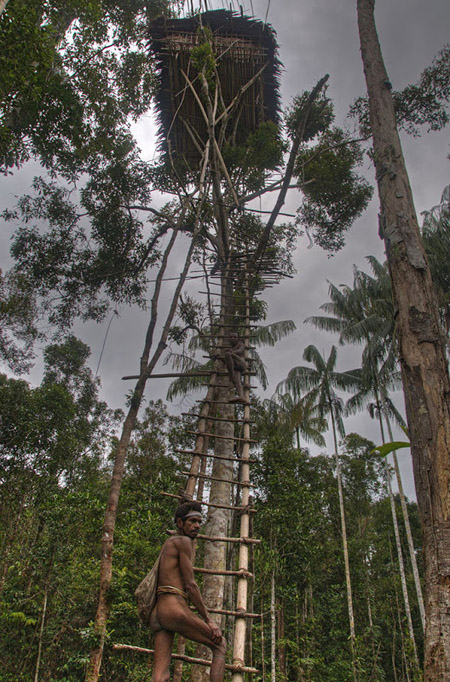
[112,644,259,673]
[232,270,252,682]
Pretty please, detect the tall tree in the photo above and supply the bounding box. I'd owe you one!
[85,200,205,682]
[0,0,173,174]
[357,2,450,679]
[307,264,425,634]
[277,344,360,676]
[1,13,373,680]
[263,392,326,450]
[421,185,450,336]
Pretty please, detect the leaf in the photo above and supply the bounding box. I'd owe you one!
[371,441,410,457]
[400,424,410,438]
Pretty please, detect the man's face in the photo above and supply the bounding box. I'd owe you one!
[230,333,238,347]
[179,514,202,538]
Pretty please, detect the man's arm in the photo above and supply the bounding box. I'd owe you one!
[177,537,222,642]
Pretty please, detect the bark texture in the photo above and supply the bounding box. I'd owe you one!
[357,2,450,679]
[191,391,234,682]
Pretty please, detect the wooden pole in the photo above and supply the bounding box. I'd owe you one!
[232,270,252,682]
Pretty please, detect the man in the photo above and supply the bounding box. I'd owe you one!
[222,331,247,403]
[149,501,227,682]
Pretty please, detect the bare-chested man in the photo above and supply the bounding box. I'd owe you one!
[223,332,247,403]
[149,501,227,682]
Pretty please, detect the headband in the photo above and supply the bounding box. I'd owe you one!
[183,510,203,520]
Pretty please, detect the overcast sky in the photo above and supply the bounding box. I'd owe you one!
[1,0,449,499]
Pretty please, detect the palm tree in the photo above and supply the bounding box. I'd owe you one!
[421,184,450,336]
[307,263,425,640]
[277,344,360,677]
[264,391,326,449]
[165,319,296,401]
[306,257,395,357]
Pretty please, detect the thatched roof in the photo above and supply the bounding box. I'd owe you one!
[148,9,281,167]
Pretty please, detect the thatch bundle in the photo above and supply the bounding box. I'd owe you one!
[148,9,281,166]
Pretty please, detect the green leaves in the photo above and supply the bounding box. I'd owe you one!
[222,121,285,192]
[350,43,450,137]
[0,0,171,175]
[296,127,373,251]
[371,441,410,457]
[285,89,334,142]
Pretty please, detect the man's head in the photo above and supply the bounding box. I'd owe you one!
[229,331,239,346]
[174,501,203,538]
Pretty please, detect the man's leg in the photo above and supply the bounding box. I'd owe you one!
[223,353,245,400]
[209,637,227,682]
[157,596,227,682]
[152,630,174,682]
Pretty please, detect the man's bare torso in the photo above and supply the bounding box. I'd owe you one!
[158,536,190,593]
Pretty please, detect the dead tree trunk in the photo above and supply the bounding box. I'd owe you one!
[357,2,450,679]
[86,203,204,682]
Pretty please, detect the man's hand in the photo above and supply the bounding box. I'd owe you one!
[206,617,222,644]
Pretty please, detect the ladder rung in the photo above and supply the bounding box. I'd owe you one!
[209,323,259,328]
[201,334,254,339]
[112,644,259,673]
[166,530,260,544]
[187,431,257,443]
[208,346,257,351]
[210,303,250,308]
[182,413,254,424]
[195,399,253,405]
[182,472,255,488]
[174,449,256,463]
[202,356,257,365]
[194,567,253,577]
[204,607,261,618]
[121,371,226,381]
[160,492,257,513]
[212,384,257,389]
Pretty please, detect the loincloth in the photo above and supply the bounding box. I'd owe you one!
[157,585,188,601]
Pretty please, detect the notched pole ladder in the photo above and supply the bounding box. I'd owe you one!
[114,254,275,680]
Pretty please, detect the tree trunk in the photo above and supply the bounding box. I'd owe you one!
[261,594,266,682]
[330,404,357,682]
[174,445,210,682]
[384,459,419,669]
[270,570,276,682]
[0,491,25,598]
[375,399,419,668]
[34,582,48,682]
[277,599,286,677]
[384,409,425,631]
[191,391,234,682]
[86,206,202,682]
[357,2,450,679]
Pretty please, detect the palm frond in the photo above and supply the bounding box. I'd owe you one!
[303,344,327,370]
[345,387,371,416]
[304,314,343,334]
[164,351,204,372]
[276,365,320,398]
[248,349,268,390]
[166,372,211,401]
[188,331,215,353]
[252,320,296,347]
[381,395,406,428]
